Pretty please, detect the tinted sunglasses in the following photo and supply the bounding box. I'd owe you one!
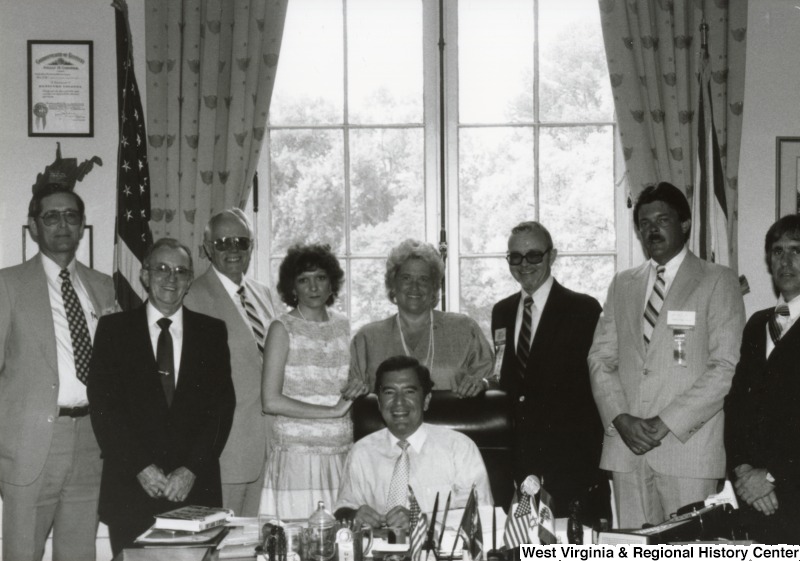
[212,236,252,251]
[505,249,550,266]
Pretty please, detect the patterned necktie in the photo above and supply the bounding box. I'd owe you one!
[769,304,791,345]
[516,296,534,375]
[59,269,92,385]
[386,440,410,510]
[238,286,266,355]
[643,266,666,347]
[157,318,176,406]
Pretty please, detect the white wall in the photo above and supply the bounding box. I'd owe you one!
[738,0,800,315]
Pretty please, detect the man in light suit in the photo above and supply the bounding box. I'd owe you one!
[725,215,800,544]
[589,182,745,528]
[492,221,610,521]
[89,238,235,555]
[184,208,277,516]
[0,184,115,561]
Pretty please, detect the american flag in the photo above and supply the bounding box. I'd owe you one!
[457,487,483,561]
[410,513,429,561]
[113,0,152,310]
[692,21,729,267]
[503,488,535,548]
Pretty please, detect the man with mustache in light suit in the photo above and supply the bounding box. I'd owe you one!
[589,182,745,528]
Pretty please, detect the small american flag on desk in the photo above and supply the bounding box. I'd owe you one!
[113,0,153,310]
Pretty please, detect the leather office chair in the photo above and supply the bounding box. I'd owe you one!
[352,389,515,509]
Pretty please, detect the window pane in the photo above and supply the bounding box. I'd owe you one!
[459,257,520,341]
[459,127,535,254]
[350,128,425,254]
[348,0,423,124]
[539,126,615,252]
[459,0,533,123]
[349,259,396,332]
[269,130,345,254]
[269,0,343,125]
[552,255,615,304]
[539,0,613,122]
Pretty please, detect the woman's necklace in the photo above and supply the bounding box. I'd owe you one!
[397,309,435,368]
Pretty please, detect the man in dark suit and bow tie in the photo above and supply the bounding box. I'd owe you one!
[491,221,610,521]
[725,214,800,544]
[89,238,235,555]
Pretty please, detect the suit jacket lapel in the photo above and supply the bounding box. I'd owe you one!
[24,255,59,373]
[628,263,649,357]
[528,281,562,366]
[175,308,195,396]
[207,271,261,356]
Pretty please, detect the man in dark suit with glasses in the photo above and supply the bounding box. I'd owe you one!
[89,237,235,555]
[491,221,610,521]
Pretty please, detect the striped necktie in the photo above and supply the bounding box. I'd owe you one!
[238,286,266,355]
[516,296,534,376]
[643,266,666,347]
[769,304,790,345]
[59,269,92,385]
[386,440,410,510]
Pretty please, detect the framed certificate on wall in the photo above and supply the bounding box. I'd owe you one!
[28,40,94,137]
[776,137,800,218]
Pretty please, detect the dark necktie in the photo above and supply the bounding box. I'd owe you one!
[516,296,534,376]
[59,269,92,385]
[643,266,666,347]
[157,318,175,406]
[769,304,791,346]
[237,286,266,355]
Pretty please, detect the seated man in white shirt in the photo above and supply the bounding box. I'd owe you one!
[335,355,493,529]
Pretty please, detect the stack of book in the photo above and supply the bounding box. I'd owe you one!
[121,506,234,561]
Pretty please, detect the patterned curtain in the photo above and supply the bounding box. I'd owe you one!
[599,0,746,268]
[144,0,287,259]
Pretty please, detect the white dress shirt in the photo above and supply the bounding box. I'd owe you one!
[41,254,98,407]
[146,302,184,384]
[643,246,687,310]
[513,275,554,351]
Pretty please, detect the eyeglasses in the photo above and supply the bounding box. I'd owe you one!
[147,263,193,281]
[38,210,82,226]
[506,249,551,266]
[212,236,252,251]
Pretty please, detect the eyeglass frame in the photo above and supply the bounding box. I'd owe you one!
[211,236,252,252]
[146,263,194,281]
[505,249,552,266]
[37,210,84,227]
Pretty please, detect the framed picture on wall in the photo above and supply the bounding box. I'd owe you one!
[27,40,94,137]
[776,136,800,218]
[22,225,93,268]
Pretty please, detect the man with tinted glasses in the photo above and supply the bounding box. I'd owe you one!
[491,221,610,521]
[184,209,277,516]
[89,238,235,555]
[0,183,115,561]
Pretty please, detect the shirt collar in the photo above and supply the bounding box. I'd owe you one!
[40,252,76,282]
[211,265,244,300]
[649,246,687,279]
[520,274,554,307]
[777,292,800,320]
[146,300,184,330]
[387,423,428,454]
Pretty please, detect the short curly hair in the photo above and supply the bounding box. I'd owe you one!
[277,243,344,308]
[384,239,444,306]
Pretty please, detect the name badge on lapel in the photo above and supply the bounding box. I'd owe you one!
[667,311,694,367]
[492,328,507,381]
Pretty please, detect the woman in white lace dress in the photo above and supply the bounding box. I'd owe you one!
[259,244,353,520]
